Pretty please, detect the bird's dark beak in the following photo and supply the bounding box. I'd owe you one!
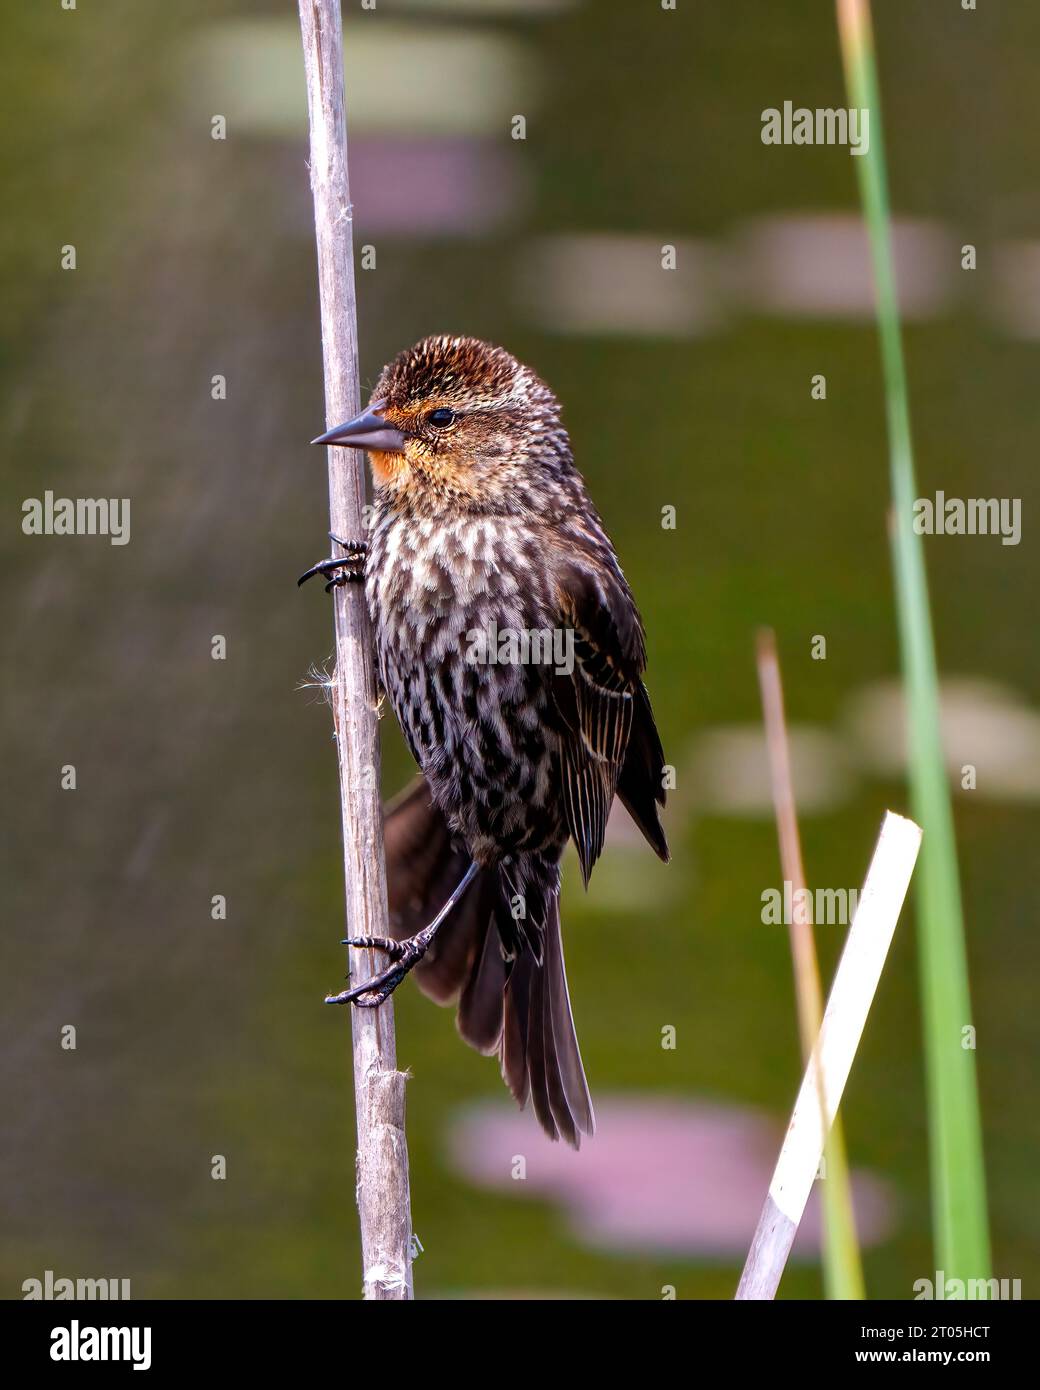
[311,399,406,452]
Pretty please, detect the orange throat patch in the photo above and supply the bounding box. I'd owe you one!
[367,448,406,489]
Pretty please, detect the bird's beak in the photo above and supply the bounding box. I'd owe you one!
[311,399,406,452]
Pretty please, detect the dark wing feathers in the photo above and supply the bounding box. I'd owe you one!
[617,680,670,863]
[552,557,668,882]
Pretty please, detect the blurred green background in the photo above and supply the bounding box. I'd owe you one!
[3,0,1037,1299]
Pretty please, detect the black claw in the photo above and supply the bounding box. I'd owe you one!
[326,941,424,1006]
[325,967,405,1007]
[298,557,351,587]
[353,985,401,1009]
[297,541,367,589]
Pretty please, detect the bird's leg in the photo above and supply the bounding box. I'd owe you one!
[297,534,368,592]
[325,861,480,1008]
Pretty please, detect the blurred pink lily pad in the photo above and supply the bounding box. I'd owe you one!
[449,1096,893,1259]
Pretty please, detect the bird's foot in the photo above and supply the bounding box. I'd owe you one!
[324,862,479,1009]
[325,929,434,1008]
[298,535,367,592]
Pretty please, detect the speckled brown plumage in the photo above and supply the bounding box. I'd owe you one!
[315,336,669,1147]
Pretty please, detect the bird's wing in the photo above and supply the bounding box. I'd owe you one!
[550,555,653,885]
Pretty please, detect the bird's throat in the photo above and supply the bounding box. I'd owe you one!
[367,448,406,489]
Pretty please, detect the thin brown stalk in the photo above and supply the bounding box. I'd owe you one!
[755,629,863,1299]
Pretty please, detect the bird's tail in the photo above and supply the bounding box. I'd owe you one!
[383,776,595,1147]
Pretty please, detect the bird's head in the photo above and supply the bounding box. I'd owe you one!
[312,336,565,510]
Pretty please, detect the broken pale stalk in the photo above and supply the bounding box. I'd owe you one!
[297,0,413,1300]
[736,811,922,1300]
[756,629,863,1299]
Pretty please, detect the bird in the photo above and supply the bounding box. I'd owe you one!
[300,336,669,1147]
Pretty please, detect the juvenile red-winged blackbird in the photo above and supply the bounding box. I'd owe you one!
[301,336,668,1146]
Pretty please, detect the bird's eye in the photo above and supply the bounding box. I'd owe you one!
[427,408,456,429]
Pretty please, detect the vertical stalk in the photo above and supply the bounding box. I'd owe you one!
[297,0,413,1300]
[757,631,864,1299]
[835,0,991,1283]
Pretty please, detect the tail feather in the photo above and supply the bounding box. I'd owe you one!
[540,944,581,1147]
[544,901,595,1135]
[524,957,558,1140]
[457,903,508,1055]
[383,776,594,1148]
[500,952,532,1112]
